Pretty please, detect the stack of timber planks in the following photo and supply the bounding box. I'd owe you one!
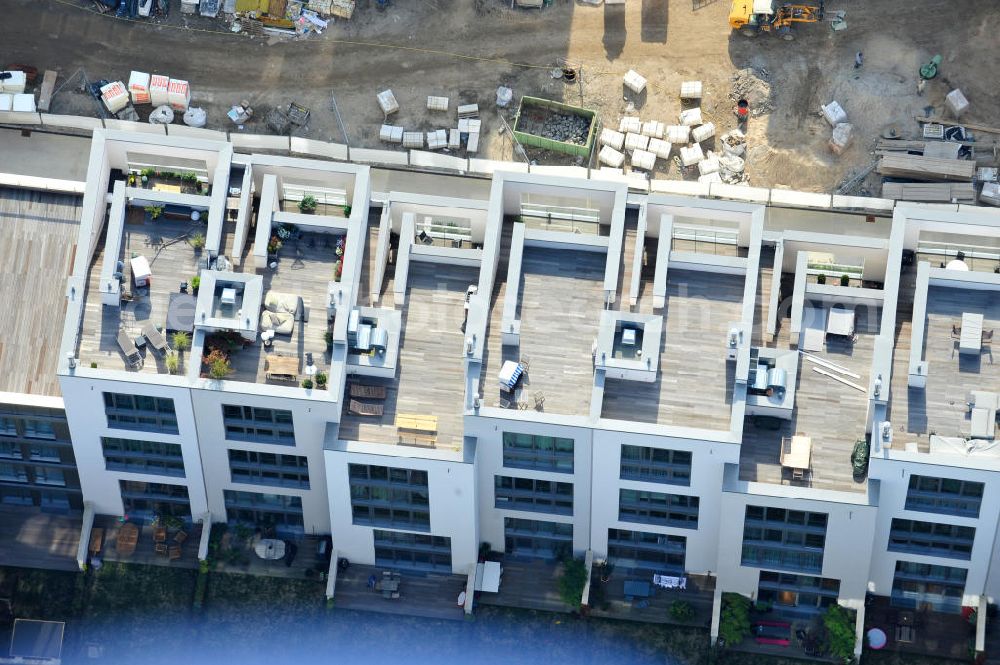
[877,153,976,182]
[881,182,976,203]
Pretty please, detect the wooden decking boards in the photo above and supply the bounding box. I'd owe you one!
[877,154,976,182]
[881,182,976,203]
[0,188,81,396]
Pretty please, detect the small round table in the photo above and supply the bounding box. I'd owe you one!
[867,627,887,650]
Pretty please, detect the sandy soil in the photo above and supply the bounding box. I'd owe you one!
[2,0,998,192]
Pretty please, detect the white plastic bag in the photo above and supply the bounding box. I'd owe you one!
[148,105,174,125]
[495,86,513,109]
[183,107,207,127]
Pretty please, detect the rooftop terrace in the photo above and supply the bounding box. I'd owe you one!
[890,275,999,451]
[483,246,606,417]
[0,188,80,396]
[740,301,881,493]
[601,269,743,428]
[338,262,478,451]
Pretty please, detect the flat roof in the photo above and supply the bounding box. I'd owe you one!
[0,188,80,397]
[602,269,744,428]
[339,262,478,451]
[483,246,606,417]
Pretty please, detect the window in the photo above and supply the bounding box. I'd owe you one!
[120,480,190,518]
[224,490,304,534]
[0,464,28,483]
[0,418,17,436]
[607,528,686,574]
[32,467,65,486]
[349,464,429,531]
[888,519,975,561]
[741,505,827,574]
[28,445,62,462]
[905,475,984,518]
[104,393,178,434]
[619,445,691,486]
[101,437,185,477]
[229,450,310,489]
[373,530,452,573]
[0,441,22,459]
[23,420,55,440]
[504,517,573,560]
[891,560,967,614]
[757,571,841,614]
[618,489,699,529]
[494,475,573,515]
[222,405,295,446]
[502,432,574,473]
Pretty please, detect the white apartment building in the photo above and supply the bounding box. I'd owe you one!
[55,130,1000,651]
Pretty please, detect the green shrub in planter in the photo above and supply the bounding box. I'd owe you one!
[669,600,695,622]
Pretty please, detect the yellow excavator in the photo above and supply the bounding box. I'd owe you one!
[729,0,825,40]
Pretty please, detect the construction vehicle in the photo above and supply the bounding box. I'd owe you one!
[729,0,825,40]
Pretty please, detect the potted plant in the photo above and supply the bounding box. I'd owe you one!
[190,276,201,295]
[817,273,826,285]
[204,348,231,380]
[324,330,333,350]
[190,232,205,253]
[840,273,851,286]
[172,331,191,352]
[267,236,283,256]
[301,378,314,389]
[315,372,327,389]
[342,204,352,218]
[144,205,163,220]
[852,438,870,480]
[299,195,318,214]
[165,351,179,375]
[670,600,695,622]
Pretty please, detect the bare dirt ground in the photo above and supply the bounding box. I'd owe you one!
[3,0,998,192]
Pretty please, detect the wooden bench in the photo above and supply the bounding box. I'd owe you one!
[350,384,387,399]
[265,354,299,381]
[398,432,438,447]
[395,414,438,434]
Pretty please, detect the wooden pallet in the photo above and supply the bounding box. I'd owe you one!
[877,154,975,182]
[881,181,976,203]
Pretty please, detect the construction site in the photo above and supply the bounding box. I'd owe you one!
[2,0,1000,195]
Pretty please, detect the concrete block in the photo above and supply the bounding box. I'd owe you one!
[166,124,228,141]
[650,179,710,197]
[409,150,467,172]
[831,195,894,211]
[528,165,589,179]
[40,114,104,131]
[104,119,166,135]
[769,189,832,209]
[349,147,408,166]
[0,111,41,125]
[468,158,528,175]
[230,133,290,152]
[709,183,770,204]
[290,137,349,161]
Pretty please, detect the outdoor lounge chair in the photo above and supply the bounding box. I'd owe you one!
[116,328,143,369]
[349,400,384,417]
[169,545,182,561]
[350,384,388,399]
[142,322,169,354]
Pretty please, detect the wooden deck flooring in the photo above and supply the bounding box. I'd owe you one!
[483,248,607,418]
[0,188,81,396]
[78,213,204,375]
[601,270,743,428]
[227,230,337,385]
[333,563,467,621]
[477,558,569,614]
[338,263,478,450]
[0,507,81,571]
[739,304,880,493]
[889,278,999,449]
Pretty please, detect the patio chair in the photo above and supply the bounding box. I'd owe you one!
[174,530,188,545]
[349,400,384,417]
[791,468,805,481]
[155,543,168,556]
[350,384,387,399]
[983,329,994,346]
[952,324,962,339]
[519,355,531,373]
[153,526,167,543]
[169,545,182,561]
[116,328,143,369]
[533,391,545,410]
[142,322,169,354]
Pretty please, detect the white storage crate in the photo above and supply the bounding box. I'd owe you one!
[100,81,130,114]
[631,149,656,171]
[619,116,642,134]
[623,69,647,94]
[599,146,625,169]
[665,125,691,143]
[427,96,449,112]
[149,75,170,107]
[457,103,479,118]
[680,81,702,99]
[377,89,399,115]
[0,94,12,111]
[679,143,704,167]
[379,124,403,143]
[922,123,944,139]
[128,71,151,105]
[467,131,480,153]
[647,138,672,159]
[821,101,847,127]
[426,130,448,150]
[11,93,35,113]
[402,131,424,148]
[0,71,26,93]
[698,172,722,184]
[679,108,703,127]
[691,122,716,143]
[449,129,462,149]
[624,132,649,152]
[600,128,625,151]
[167,79,190,112]
[946,89,969,117]
[641,120,664,139]
[697,155,720,176]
